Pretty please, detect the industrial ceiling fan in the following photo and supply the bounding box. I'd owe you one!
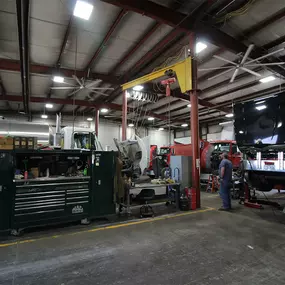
[50,75,114,97]
[199,44,285,83]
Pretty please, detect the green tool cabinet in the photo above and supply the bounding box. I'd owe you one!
[0,150,117,235]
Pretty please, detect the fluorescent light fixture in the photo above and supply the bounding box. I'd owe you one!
[196,42,207,54]
[259,76,275,83]
[187,104,191,108]
[255,105,267,111]
[239,130,244,134]
[45,103,53,109]
[73,0,93,20]
[225,113,234,118]
[53,76,64,83]
[41,114,48,119]
[181,123,188,127]
[100,108,108,113]
[128,123,134,127]
[133,85,144,91]
[158,128,164,131]
[0,131,49,136]
[87,117,93,121]
[278,122,282,128]
[219,121,233,126]
[255,100,265,105]
[148,117,155,121]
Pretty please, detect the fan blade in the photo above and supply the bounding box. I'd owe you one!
[88,87,115,90]
[207,68,235,80]
[213,55,237,66]
[85,80,100,89]
[245,48,285,65]
[199,67,235,71]
[72,75,84,87]
[246,62,285,66]
[241,44,254,65]
[240,67,262,77]
[230,68,239,83]
[50,87,78,90]
[91,90,108,96]
[67,88,82,98]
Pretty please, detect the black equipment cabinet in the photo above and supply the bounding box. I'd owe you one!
[0,152,14,234]
[90,151,117,217]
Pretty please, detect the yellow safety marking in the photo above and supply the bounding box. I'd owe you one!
[0,207,214,248]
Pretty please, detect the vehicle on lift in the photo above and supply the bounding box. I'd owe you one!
[234,91,285,209]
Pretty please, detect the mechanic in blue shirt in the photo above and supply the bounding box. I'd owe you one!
[219,152,233,211]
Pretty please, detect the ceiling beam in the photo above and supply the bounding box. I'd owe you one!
[0,58,120,85]
[100,0,247,54]
[16,0,30,115]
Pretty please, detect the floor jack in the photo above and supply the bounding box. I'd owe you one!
[240,182,282,210]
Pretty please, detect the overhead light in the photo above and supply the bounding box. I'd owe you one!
[148,117,155,121]
[45,103,53,109]
[87,117,93,121]
[73,0,94,20]
[128,123,134,127]
[158,128,164,131]
[219,121,233,126]
[181,123,188,127]
[196,42,207,54]
[225,113,234,118]
[41,114,48,119]
[187,104,191,108]
[259,76,275,83]
[100,108,108,113]
[53,76,64,83]
[256,105,267,111]
[0,131,49,136]
[126,92,130,98]
[133,85,144,91]
[278,122,282,128]
[239,130,244,134]
[255,100,265,105]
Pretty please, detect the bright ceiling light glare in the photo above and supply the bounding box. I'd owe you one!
[73,0,94,20]
[100,108,108,113]
[219,121,233,126]
[255,105,267,111]
[187,104,191,108]
[196,42,207,54]
[41,114,48,119]
[133,85,144,91]
[225,113,234,118]
[181,123,188,127]
[53,76,64,83]
[277,122,282,128]
[158,128,164,131]
[239,130,244,134]
[45,103,53,109]
[259,76,275,83]
[255,100,265,105]
[128,123,134,127]
[86,117,93,121]
[148,117,155,121]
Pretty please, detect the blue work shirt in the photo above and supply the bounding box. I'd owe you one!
[219,159,233,184]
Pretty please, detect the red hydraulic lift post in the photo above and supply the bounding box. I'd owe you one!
[95,108,99,137]
[189,33,201,208]
[122,90,127,140]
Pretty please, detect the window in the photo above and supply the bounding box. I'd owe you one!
[214,143,230,152]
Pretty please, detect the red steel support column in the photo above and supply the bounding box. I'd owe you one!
[122,90,127,140]
[189,33,201,208]
[95,108,99,137]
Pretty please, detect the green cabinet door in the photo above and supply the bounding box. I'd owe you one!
[91,152,117,217]
[0,152,14,232]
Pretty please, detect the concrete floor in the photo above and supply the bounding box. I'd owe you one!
[1,192,285,285]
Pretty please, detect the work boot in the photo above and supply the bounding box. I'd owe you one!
[218,207,230,211]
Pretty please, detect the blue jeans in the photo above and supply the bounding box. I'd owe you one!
[219,181,231,209]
